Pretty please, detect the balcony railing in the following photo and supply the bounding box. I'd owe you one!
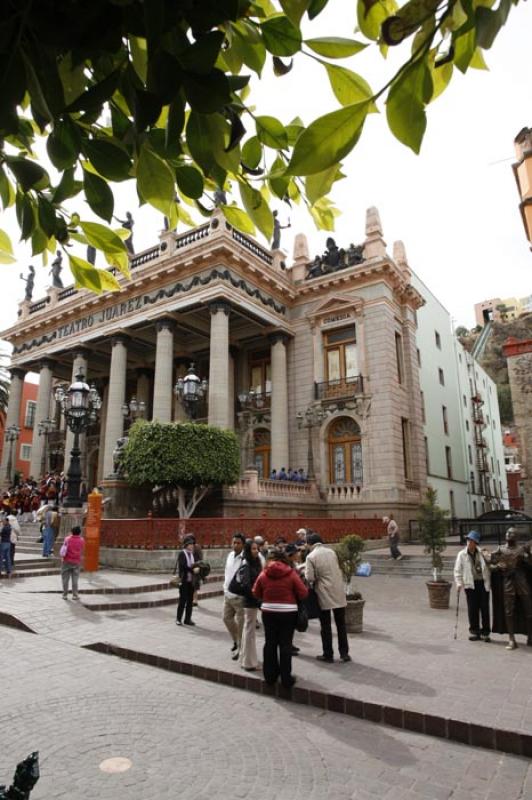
[239,391,271,411]
[314,375,364,401]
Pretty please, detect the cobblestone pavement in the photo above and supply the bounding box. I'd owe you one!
[3,572,531,736]
[2,630,531,800]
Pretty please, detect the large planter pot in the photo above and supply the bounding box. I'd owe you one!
[426,580,452,609]
[345,597,365,633]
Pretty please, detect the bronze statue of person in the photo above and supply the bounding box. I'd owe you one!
[271,210,291,250]
[323,236,340,268]
[50,250,64,288]
[20,265,35,302]
[347,242,364,266]
[116,211,134,254]
[306,255,323,279]
[213,186,227,207]
[87,245,96,265]
[485,527,532,650]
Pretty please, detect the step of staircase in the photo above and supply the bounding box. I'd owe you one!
[365,553,454,578]
[78,581,224,611]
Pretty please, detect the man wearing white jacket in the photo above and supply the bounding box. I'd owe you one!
[454,531,491,642]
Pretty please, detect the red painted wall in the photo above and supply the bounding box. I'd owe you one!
[0,380,39,480]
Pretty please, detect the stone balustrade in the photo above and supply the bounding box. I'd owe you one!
[326,484,363,503]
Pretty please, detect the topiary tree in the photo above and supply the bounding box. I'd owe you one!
[417,486,449,581]
[121,420,240,517]
[336,534,364,599]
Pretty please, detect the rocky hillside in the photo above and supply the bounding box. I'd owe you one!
[458,315,532,426]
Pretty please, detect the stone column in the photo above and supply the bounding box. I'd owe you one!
[29,360,55,479]
[227,346,238,431]
[0,368,25,484]
[96,381,109,483]
[152,318,175,422]
[64,350,89,481]
[136,368,151,417]
[103,336,128,477]
[208,302,230,428]
[270,333,290,471]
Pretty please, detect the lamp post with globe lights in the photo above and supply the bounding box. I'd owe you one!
[174,363,208,420]
[55,372,101,508]
[121,395,146,429]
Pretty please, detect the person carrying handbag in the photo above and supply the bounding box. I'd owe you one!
[60,525,85,599]
[175,535,200,626]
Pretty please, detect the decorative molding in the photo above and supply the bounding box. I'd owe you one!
[308,293,364,328]
[110,334,130,348]
[208,300,231,316]
[268,331,291,346]
[38,358,56,371]
[155,317,176,333]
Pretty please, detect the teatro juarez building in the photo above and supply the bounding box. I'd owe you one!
[1,207,427,522]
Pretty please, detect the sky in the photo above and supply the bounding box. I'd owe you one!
[0,0,531,348]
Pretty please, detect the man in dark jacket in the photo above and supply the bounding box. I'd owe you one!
[175,535,200,626]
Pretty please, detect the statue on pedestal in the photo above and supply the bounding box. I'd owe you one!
[0,752,40,798]
[485,527,532,650]
[271,210,291,250]
[20,265,35,302]
[50,250,64,288]
[116,211,135,254]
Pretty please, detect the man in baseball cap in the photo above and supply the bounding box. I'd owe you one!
[453,531,491,641]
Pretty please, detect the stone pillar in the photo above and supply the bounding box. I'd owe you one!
[103,336,128,477]
[0,368,25,484]
[227,346,238,431]
[64,350,89,480]
[136,368,151,416]
[96,381,109,483]
[152,318,175,422]
[270,333,290,471]
[208,302,230,428]
[29,360,55,479]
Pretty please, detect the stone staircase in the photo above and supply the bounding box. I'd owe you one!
[8,522,62,578]
[366,553,455,578]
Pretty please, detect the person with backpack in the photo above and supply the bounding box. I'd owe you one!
[223,533,246,660]
[239,539,264,671]
[0,515,13,577]
[60,525,85,599]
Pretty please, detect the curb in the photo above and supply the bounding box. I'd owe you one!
[0,611,36,634]
[83,641,532,759]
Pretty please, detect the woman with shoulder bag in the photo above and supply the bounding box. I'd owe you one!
[175,535,200,626]
[239,539,264,672]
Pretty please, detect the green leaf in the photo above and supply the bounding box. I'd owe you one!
[182,69,232,114]
[239,182,274,240]
[137,145,176,216]
[83,169,114,222]
[221,205,256,234]
[179,31,225,74]
[7,157,50,191]
[104,248,130,280]
[0,229,16,264]
[166,100,185,153]
[475,0,512,50]
[268,156,290,199]
[83,139,132,182]
[58,53,87,106]
[453,29,476,73]
[67,69,121,113]
[242,136,262,169]
[280,0,310,25]
[386,61,432,153]
[305,164,343,205]
[37,197,56,237]
[232,21,267,75]
[97,269,121,292]
[261,15,302,56]
[68,254,103,293]
[309,196,340,231]
[31,226,48,256]
[186,112,216,174]
[175,165,204,199]
[308,0,330,19]
[130,36,148,82]
[429,61,453,101]
[46,119,79,170]
[323,63,374,107]
[287,102,369,176]
[305,37,367,58]
[470,47,489,70]
[0,166,15,210]
[357,0,398,41]
[52,168,81,204]
[79,220,128,254]
[256,116,288,149]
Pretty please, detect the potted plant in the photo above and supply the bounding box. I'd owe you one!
[336,534,365,633]
[418,487,451,609]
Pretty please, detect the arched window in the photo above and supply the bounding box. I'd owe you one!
[328,417,363,485]
[253,428,271,478]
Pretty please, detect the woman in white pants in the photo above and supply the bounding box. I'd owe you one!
[240,539,264,671]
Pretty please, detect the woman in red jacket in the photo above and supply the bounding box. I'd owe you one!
[252,549,308,689]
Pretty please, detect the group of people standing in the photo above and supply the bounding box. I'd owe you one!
[175,528,351,690]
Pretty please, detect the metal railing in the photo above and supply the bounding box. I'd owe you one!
[231,228,273,265]
[314,375,365,401]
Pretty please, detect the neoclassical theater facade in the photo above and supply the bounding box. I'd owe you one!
[1,207,427,522]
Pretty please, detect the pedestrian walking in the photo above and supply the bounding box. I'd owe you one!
[175,535,200,626]
[223,533,246,659]
[240,539,264,671]
[0,516,13,578]
[252,549,308,688]
[384,514,402,560]
[61,525,85,599]
[7,513,21,571]
[42,506,58,557]
[453,530,491,642]
[305,533,351,663]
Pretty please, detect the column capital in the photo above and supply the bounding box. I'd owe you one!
[155,316,176,333]
[208,300,231,317]
[9,367,26,381]
[268,331,291,346]
[70,347,90,361]
[136,366,153,379]
[111,334,129,348]
[38,358,56,371]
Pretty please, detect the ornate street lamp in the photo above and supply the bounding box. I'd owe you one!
[174,363,208,420]
[121,395,146,428]
[238,389,267,410]
[296,406,327,480]
[55,372,101,507]
[4,424,21,485]
[38,418,55,476]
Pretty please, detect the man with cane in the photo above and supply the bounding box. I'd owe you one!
[453,531,492,642]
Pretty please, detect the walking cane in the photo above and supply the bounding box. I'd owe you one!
[454,588,461,640]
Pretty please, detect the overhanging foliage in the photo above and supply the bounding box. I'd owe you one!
[0,0,519,290]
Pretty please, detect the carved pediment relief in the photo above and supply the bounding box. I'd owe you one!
[308,293,364,328]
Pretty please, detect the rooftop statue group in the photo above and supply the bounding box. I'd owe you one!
[307,237,364,279]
